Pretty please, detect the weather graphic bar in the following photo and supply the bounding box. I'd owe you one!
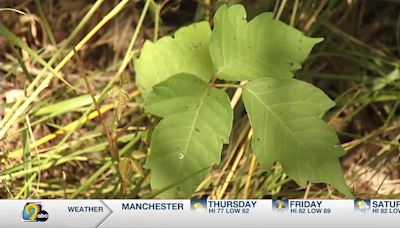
[1,199,400,227]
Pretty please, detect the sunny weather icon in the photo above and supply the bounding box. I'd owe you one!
[191,199,207,212]
[354,199,371,212]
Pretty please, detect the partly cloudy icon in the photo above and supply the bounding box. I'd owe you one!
[354,199,371,212]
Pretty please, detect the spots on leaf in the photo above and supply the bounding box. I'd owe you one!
[191,42,203,49]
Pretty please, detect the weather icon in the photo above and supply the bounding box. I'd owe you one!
[191,199,207,212]
[272,199,288,212]
[354,199,371,212]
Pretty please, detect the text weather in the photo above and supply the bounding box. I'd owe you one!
[22,202,49,222]
[371,200,400,214]
[122,202,184,211]
[193,200,257,214]
[284,200,331,214]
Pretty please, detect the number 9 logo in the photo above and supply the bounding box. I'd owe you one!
[22,203,48,222]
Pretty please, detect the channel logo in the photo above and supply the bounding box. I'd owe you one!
[22,202,49,222]
[191,199,207,212]
[354,199,371,213]
[272,199,288,212]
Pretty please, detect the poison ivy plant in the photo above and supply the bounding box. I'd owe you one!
[135,4,352,198]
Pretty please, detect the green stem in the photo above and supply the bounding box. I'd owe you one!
[34,0,57,46]
[213,83,243,88]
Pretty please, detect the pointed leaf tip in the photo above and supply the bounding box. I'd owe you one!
[210,4,323,81]
[243,78,351,196]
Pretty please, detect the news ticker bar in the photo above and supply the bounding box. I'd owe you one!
[1,199,399,227]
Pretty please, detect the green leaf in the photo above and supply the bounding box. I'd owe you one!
[144,74,233,197]
[135,22,215,94]
[243,78,352,196]
[209,4,323,81]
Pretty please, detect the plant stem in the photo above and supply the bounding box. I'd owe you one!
[75,49,119,162]
[213,83,243,88]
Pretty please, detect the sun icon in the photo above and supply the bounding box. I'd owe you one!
[191,200,207,211]
[193,203,201,209]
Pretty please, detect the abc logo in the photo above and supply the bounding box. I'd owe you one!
[22,203,49,222]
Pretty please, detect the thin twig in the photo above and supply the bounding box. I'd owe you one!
[290,0,299,26]
[73,49,119,162]
[242,154,257,199]
[275,0,287,20]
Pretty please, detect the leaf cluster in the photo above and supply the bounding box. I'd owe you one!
[135,4,352,198]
